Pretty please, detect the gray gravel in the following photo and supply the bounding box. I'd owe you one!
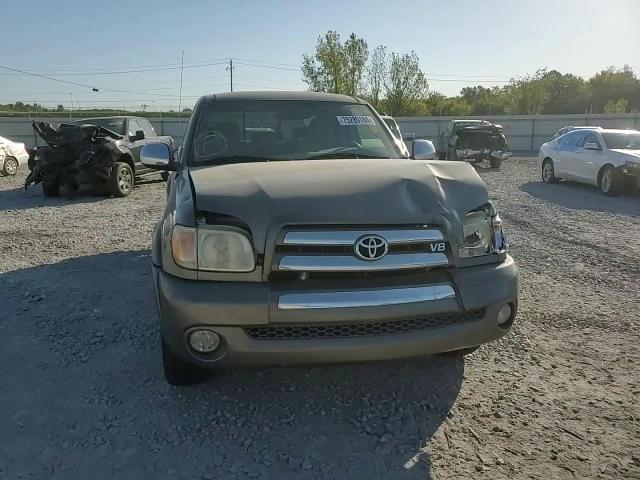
[1,159,639,479]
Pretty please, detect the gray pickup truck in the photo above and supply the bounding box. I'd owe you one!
[140,91,518,385]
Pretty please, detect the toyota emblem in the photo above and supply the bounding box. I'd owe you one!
[354,234,389,261]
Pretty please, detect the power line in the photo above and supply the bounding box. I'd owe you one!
[0,64,100,91]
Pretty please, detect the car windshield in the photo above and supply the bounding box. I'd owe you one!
[601,132,640,150]
[190,100,404,165]
[74,118,125,135]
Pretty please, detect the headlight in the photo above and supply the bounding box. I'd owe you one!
[171,225,255,272]
[459,203,507,258]
[625,160,640,169]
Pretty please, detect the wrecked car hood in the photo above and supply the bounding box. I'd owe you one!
[190,159,489,251]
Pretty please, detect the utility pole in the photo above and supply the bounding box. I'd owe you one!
[178,51,184,128]
[227,58,234,92]
[69,93,73,119]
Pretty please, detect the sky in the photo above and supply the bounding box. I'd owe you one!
[1,0,638,111]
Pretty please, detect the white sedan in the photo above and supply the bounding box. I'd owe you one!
[538,128,640,195]
[0,136,30,176]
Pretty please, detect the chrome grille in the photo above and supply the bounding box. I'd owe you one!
[245,310,485,340]
[273,227,449,273]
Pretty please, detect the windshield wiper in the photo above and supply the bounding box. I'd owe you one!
[197,155,281,165]
[305,152,390,160]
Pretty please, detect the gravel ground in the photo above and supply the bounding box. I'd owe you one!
[1,158,639,480]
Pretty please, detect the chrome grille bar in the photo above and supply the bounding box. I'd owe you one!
[278,252,448,272]
[283,229,443,245]
[278,285,456,310]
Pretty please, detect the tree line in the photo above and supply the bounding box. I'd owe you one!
[301,31,640,117]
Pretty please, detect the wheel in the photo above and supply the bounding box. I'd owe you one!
[489,158,502,169]
[439,346,479,357]
[42,182,60,197]
[110,162,134,197]
[160,171,169,181]
[542,159,559,184]
[599,165,620,196]
[161,336,213,386]
[2,157,19,176]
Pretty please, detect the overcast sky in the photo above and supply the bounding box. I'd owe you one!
[1,0,638,110]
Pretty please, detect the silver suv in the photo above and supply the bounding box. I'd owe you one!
[141,91,518,385]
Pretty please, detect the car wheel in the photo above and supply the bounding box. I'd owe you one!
[439,346,479,357]
[160,171,169,181]
[161,336,213,386]
[42,182,60,197]
[489,158,502,169]
[2,156,19,176]
[110,162,134,197]
[542,159,559,183]
[599,165,619,196]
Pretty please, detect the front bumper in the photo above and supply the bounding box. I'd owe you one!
[154,256,518,368]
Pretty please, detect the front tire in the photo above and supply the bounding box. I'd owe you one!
[542,159,559,184]
[489,158,502,169]
[2,157,19,176]
[161,336,213,386]
[599,165,620,196]
[110,162,134,197]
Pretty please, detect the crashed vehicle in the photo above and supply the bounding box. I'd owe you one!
[437,120,512,169]
[139,91,518,386]
[25,121,135,198]
[0,136,30,176]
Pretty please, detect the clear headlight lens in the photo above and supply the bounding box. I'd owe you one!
[197,227,255,272]
[171,225,255,272]
[459,209,492,258]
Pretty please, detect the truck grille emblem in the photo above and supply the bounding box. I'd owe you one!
[354,235,389,261]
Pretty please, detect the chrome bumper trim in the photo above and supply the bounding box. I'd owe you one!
[283,229,443,245]
[278,252,448,272]
[278,284,456,310]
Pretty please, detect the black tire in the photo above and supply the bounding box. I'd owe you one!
[2,157,19,176]
[439,346,479,357]
[110,162,134,197]
[489,158,502,169]
[160,171,169,181]
[541,158,559,184]
[161,336,213,386]
[599,165,620,196]
[42,182,60,197]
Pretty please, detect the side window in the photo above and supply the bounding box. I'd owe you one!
[559,131,583,146]
[140,119,155,138]
[127,119,142,136]
[584,133,600,148]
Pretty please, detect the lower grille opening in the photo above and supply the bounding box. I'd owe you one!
[245,310,485,340]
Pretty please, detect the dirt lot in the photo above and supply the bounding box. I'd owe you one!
[1,158,639,480]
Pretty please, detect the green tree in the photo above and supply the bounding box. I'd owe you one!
[604,98,628,113]
[365,45,387,109]
[56,104,65,112]
[588,66,640,113]
[384,51,427,115]
[301,31,346,93]
[343,33,368,96]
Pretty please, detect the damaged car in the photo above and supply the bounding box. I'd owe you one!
[437,120,512,169]
[140,91,518,386]
[26,121,135,198]
[0,135,29,176]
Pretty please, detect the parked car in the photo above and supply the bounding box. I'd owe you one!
[552,125,601,139]
[436,120,511,169]
[538,128,640,195]
[0,135,29,176]
[141,91,518,385]
[71,116,174,182]
[381,115,402,141]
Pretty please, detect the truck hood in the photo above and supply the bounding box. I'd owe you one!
[190,159,488,251]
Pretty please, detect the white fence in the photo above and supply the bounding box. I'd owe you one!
[396,113,640,151]
[2,113,640,151]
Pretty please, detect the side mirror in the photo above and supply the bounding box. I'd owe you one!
[584,142,601,151]
[131,130,145,142]
[412,139,437,160]
[141,143,175,170]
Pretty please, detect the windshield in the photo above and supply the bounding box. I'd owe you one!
[601,132,640,150]
[74,118,125,135]
[190,100,404,165]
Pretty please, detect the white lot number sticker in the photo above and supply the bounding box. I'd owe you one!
[337,115,376,126]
